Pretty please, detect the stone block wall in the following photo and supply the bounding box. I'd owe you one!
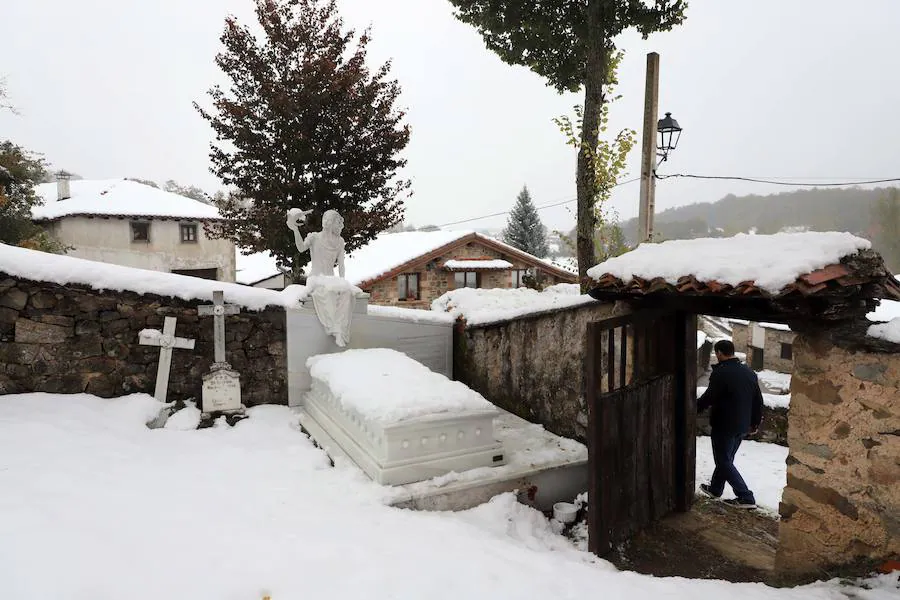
[776,325,900,577]
[764,327,796,374]
[0,275,287,406]
[453,301,619,443]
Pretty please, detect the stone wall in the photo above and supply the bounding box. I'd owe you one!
[0,275,287,406]
[776,324,900,577]
[764,327,796,374]
[453,301,620,443]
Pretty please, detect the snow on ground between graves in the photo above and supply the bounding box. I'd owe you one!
[307,348,495,424]
[586,232,871,293]
[2,393,899,599]
[432,285,594,325]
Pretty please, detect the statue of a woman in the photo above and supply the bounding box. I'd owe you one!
[286,208,357,346]
[286,208,346,278]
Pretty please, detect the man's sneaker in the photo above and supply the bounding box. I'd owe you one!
[699,484,721,499]
[723,498,757,509]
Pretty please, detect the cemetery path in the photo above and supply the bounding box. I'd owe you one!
[605,496,779,583]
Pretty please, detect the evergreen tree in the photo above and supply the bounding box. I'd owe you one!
[0,141,67,253]
[195,0,410,282]
[448,0,685,281]
[503,186,549,257]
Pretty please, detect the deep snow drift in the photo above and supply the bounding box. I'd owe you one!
[0,393,896,600]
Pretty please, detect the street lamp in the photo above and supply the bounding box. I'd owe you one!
[656,112,682,164]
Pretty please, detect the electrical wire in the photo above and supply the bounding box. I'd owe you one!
[653,173,900,186]
[435,176,641,227]
[432,172,900,229]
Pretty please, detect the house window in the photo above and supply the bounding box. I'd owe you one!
[454,271,479,289]
[780,343,793,360]
[131,221,150,242]
[511,269,530,288]
[180,223,198,243]
[397,273,420,301]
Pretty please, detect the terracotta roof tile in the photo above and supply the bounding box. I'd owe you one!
[799,264,851,286]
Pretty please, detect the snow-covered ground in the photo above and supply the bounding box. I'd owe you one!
[695,437,788,513]
[1,393,897,599]
[758,370,792,394]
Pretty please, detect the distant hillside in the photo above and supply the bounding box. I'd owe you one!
[619,186,898,244]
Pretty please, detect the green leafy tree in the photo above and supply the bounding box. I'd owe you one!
[871,188,900,272]
[0,141,67,253]
[448,0,686,281]
[196,0,411,282]
[503,185,549,257]
[555,51,636,274]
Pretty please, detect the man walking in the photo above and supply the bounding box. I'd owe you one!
[697,339,764,509]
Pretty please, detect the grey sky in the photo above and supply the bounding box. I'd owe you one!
[3,0,899,233]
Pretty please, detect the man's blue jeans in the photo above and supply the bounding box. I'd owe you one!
[709,432,755,503]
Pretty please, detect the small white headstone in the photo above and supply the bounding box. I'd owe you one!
[202,368,242,413]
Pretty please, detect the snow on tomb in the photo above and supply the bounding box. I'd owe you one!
[303,348,505,486]
[138,316,195,403]
[198,290,243,413]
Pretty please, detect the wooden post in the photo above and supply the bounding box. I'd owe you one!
[638,52,660,243]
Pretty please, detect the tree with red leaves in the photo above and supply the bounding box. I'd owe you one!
[196,0,411,282]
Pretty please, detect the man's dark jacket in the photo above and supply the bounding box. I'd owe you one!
[698,358,764,435]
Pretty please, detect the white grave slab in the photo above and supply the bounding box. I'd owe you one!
[286,303,452,407]
[303,348,504,485]
[202,368,242,413]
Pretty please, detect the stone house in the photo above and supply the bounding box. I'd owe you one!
[236,230,577,308]
[730,319,796,373]
[33,177,236,281]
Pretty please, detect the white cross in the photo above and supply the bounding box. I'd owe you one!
[198,290,240,365]
[139,316,196,402]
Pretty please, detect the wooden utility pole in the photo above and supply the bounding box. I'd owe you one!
[638,52,660,243]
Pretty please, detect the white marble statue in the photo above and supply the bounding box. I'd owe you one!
[287,208,357,346]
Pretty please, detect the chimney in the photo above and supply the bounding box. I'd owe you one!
[56,170,71,201]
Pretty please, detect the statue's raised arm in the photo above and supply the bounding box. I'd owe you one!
[286,208,314,253]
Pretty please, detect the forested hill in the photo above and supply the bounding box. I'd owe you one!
[619,186,897,243]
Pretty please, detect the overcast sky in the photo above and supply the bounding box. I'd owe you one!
[3,0,899,232]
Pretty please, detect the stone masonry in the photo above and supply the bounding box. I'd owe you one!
[776,325,900,576]
[454,301,619,443]
[0,276,287,406]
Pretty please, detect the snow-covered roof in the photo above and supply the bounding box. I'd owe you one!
[443,259,513,271]
[587,232,872,294]
[32,179,223,221]
[237,230,575,288]
[236,250,285,286]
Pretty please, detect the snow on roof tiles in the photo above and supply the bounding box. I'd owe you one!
[587,232,873,294]
[443,259,513,270]
[32,179,223,221]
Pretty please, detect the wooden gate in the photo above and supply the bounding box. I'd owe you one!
[585,310,697,555]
